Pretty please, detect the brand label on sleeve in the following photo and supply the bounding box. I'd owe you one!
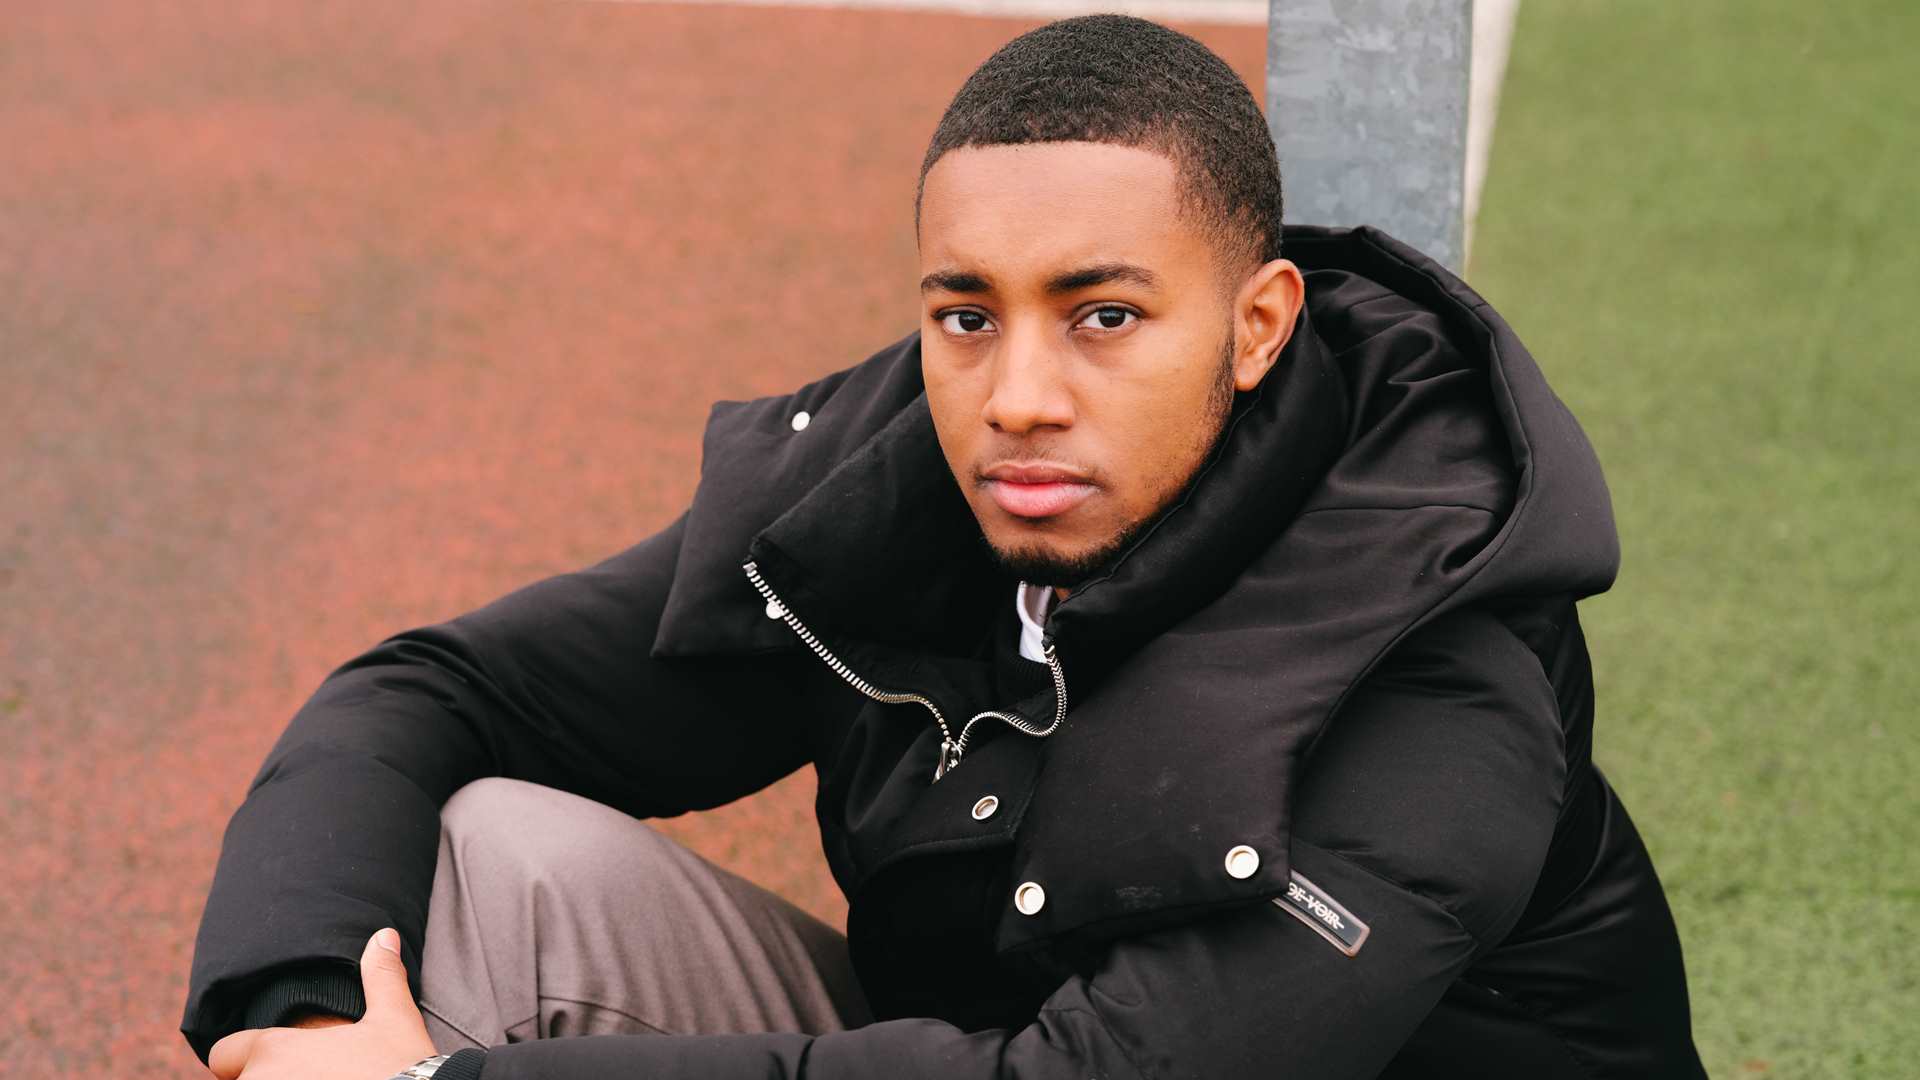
[1273,870,1370,956]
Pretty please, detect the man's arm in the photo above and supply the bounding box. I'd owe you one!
[182,513,822,1061]
[432,607,1565,1080]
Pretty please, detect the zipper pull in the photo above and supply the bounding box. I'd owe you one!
[934,737,962,782]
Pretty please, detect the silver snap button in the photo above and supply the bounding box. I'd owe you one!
[1014,881,1046,915]
[1224,845,1260,880]
[763,599,786,620]
[790,410,811,432]
[971,795,999,821]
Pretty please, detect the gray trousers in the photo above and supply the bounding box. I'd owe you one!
[417,778,872,1051]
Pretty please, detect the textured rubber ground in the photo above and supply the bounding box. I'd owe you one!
[0,3,1261,1074]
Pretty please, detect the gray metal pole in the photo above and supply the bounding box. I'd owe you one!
[1266,0,1473,272]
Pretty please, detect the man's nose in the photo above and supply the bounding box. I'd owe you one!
[981,333,1074,434]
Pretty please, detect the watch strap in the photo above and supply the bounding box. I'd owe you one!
[390,1054,449,1080]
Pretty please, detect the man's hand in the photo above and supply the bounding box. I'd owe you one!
[208,930,438,1080]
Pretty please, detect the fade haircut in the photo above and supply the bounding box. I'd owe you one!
[915,14,1284,276]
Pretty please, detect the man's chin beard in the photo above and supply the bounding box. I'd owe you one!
[984,518,1153,589]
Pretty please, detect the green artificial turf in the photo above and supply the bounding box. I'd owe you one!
[1468,0,1919,1075]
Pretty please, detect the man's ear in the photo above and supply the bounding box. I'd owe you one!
[1231,258,1306,392]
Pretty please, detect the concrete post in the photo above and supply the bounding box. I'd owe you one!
[1266,0,1473,272]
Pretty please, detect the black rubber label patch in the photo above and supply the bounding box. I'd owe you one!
[1273,870,1370,956]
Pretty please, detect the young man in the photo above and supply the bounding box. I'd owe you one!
[187,16,1706,1080]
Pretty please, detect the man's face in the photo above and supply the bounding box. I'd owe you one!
[917,141,1251,586]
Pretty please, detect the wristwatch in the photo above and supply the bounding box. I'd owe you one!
[389,1055,450,1080]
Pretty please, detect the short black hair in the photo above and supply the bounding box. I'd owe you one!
[915,14,1283,273]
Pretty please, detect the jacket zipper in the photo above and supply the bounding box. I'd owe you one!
[743,560,1069,782]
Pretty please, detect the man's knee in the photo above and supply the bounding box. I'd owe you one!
[441,777,561,836]
[439,778,670,885]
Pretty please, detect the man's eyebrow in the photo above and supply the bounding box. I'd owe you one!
[918,263,1162,296]
[920,270,992,294]
[1043,262,1161,295]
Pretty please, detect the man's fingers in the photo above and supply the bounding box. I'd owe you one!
[207,1028,259,1080]
[358,928,414,1020]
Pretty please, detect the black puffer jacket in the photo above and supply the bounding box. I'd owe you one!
[184,226,1707,1079]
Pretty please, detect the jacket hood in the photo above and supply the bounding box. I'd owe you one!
[652,225,1618,946]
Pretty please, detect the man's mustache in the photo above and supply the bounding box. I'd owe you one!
[971,446,1101,487]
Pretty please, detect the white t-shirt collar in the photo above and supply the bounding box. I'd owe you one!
[1015,581,1057,664]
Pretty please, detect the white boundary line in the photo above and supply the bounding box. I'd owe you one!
[1465,0,1520,264]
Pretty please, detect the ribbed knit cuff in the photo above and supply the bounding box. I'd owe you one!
[436,1047,488,1080]
[239,966,367,1030]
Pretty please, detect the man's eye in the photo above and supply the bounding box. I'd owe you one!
[940,311,990,334]
[1078,307,1136,331]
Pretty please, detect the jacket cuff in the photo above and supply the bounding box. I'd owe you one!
[437,1048,488,1080]
[239,966,367,1030]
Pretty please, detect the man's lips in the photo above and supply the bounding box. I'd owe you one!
[980,463,1096,520]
